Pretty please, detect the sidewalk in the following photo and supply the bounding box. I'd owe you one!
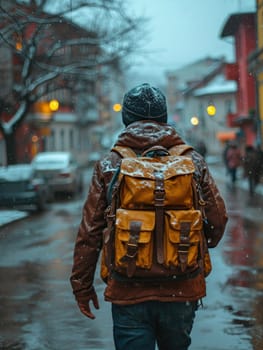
[0,210,29,228]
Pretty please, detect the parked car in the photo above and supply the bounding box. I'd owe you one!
[31,152,83,197]
[0,164,49,212]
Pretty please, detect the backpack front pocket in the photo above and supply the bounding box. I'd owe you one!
[115,209,154,272]
[164,210,203,272]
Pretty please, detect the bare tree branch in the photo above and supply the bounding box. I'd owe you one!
[0,0,147,164]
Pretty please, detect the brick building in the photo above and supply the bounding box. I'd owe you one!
[221,12,257,147]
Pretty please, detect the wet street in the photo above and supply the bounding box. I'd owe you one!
[0,165,263,350]
[190,170,263,350]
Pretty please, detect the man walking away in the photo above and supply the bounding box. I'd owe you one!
[70,83,228,350]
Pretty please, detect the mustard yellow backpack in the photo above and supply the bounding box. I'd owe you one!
[101,144,211,282]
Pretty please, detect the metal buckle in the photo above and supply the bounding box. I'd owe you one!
[126,243,138,258]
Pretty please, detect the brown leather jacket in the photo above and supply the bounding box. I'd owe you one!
[70,121,228,305]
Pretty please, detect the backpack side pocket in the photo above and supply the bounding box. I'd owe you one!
[164,210,203,272]
[114,209,154,277]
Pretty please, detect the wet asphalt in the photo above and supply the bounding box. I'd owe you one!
[0,163,262,350]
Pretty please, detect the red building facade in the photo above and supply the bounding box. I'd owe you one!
[221,13,257,146]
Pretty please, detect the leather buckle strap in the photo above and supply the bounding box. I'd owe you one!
[178,243,190,252]
[154,171,165,264]
[120,221,142,277]
[125,243,138,258]
[154,171,165,201]
[179,221,191,272]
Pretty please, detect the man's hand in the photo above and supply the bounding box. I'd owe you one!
[77,291,100,319]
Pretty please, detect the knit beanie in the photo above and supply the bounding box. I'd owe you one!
[122,83,168,126]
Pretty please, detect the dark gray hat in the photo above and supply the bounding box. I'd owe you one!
[122,83,167,126]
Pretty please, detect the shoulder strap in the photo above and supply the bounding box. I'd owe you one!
[112,146,137,158]
[107,146,135,204]
[169,144,193,156]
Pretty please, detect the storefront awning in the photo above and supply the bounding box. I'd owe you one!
[216,131,236,142]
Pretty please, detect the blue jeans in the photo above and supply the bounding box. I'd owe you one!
[112,300,197,350]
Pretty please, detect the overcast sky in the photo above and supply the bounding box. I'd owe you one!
[127,0,255,87]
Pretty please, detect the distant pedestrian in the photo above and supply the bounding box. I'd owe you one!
[255,145,263,181]
[226,142,241,185]
[222,141,231,175]
[243,145,262,196]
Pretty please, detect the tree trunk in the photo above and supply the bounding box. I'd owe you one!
[4,132,17,165]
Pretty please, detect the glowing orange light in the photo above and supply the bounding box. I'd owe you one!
[113,103,122,112]
[16,41,23,51]
[32,135,39,142]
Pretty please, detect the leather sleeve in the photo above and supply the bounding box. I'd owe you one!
[70,161,108,299]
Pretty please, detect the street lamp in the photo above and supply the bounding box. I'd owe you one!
[49,99,59,112]
[191,115,199,126]
[206,102,216,117]
[34,100,59,119]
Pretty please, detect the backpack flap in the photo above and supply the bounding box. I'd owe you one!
[164,210,203,272]
[119,156,195,209]
[115,209,155,277]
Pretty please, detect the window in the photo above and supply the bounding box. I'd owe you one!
[60,129,65,150]
[69,129,74,149]
[225,99,233,114]
[50,129,55,150]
